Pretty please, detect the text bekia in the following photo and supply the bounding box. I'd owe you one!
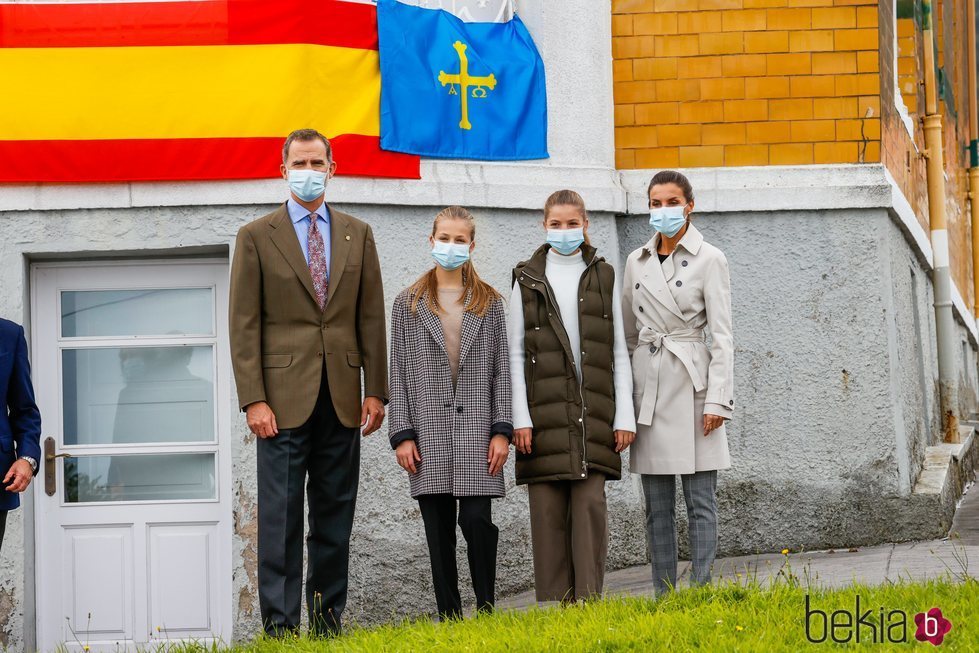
[804,594,908,644]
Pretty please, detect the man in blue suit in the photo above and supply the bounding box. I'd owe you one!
[0,318,41,550]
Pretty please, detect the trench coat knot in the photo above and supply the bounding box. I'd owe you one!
[636,327,707,426]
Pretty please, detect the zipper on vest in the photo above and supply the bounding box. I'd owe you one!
[574,262,597,478]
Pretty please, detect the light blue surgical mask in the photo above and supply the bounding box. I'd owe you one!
[546,227,585,256]
[431,241,471,270]
[649,205,688,237]
[288,169,328,202]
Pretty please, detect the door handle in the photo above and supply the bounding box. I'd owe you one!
[43,437,72,497]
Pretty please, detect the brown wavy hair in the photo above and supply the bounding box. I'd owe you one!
[544,189,591,246]
[407,206,501,317]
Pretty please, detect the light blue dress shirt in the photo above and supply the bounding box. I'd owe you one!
[287,198,331,277]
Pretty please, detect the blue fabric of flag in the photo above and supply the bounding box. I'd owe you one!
[377,0,548,160]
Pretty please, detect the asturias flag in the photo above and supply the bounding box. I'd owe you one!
[377,0,548,161]
[0,0,420,183]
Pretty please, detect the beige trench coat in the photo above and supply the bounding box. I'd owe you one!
[621,223,734,475]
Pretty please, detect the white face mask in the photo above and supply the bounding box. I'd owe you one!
[288,169,328,202]
[649,205,688,237]
[431,241,471,270]
[546,227,585,255]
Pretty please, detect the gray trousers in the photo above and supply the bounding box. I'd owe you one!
[641,471,718,595]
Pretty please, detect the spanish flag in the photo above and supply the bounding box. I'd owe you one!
[0,0,420,183]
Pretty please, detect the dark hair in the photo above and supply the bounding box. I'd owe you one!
[647,170,694,204]
[282,129,333,164]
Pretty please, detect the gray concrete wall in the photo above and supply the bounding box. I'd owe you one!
[4,165,979,645]
[263,203,648,631]
[617,207,973,558]
[0,202,647,644]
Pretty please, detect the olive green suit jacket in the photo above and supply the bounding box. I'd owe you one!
[229,203,388,430]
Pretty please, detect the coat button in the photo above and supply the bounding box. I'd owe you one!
[729,400,734,405]
[456,406,464,413]
[635,283,640,289]
[676,280,682,287]
[578,418,583,423]
[681,260,688,267]
[639,306,644,312]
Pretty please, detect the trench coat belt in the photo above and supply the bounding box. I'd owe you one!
[636,326,707,426]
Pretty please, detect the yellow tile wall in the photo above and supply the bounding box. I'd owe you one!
[612,0,881,168]
[614,0,976,313]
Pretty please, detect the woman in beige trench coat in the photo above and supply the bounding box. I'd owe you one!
[621,170,734,595]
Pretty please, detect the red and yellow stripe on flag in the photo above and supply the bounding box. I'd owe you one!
[0,0,420,182]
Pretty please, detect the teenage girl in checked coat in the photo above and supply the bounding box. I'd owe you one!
[388,206,513,620]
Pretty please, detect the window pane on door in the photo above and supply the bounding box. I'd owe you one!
[63,346,215,445]
[61,288,214,337]
[64,453,216,503]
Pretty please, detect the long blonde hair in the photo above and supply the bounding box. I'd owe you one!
[407,206,501,317]
[544,189,591,246]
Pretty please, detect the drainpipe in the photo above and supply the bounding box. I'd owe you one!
[968,0,979,330]
[921,0,959,443]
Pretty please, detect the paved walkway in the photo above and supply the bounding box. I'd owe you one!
[500,480,978,609]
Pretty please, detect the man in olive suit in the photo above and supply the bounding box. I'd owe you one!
[230,129,387,636]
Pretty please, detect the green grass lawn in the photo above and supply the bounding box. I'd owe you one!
[170,575,978,652]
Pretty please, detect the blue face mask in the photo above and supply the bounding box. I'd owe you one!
[431,241,471,270]
[649,205,688,237]
[546,227,585,256]
[288,169,328,202]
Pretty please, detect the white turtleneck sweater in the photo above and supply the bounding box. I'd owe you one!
[508,249,636,432]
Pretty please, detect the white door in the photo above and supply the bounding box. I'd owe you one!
[32,260,232,652]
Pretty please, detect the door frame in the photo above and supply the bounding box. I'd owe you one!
[29,258,233,651]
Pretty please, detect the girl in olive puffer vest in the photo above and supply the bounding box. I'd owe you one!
[508,189,636,603]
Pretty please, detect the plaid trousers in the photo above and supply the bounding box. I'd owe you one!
[641,471,718,595]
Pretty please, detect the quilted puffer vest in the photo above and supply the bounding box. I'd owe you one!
[512,243,620,484]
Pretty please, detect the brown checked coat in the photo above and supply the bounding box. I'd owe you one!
[229,203,388,430]
[388,289,512,498]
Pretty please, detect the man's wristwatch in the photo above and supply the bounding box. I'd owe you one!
[19,456,38,473]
